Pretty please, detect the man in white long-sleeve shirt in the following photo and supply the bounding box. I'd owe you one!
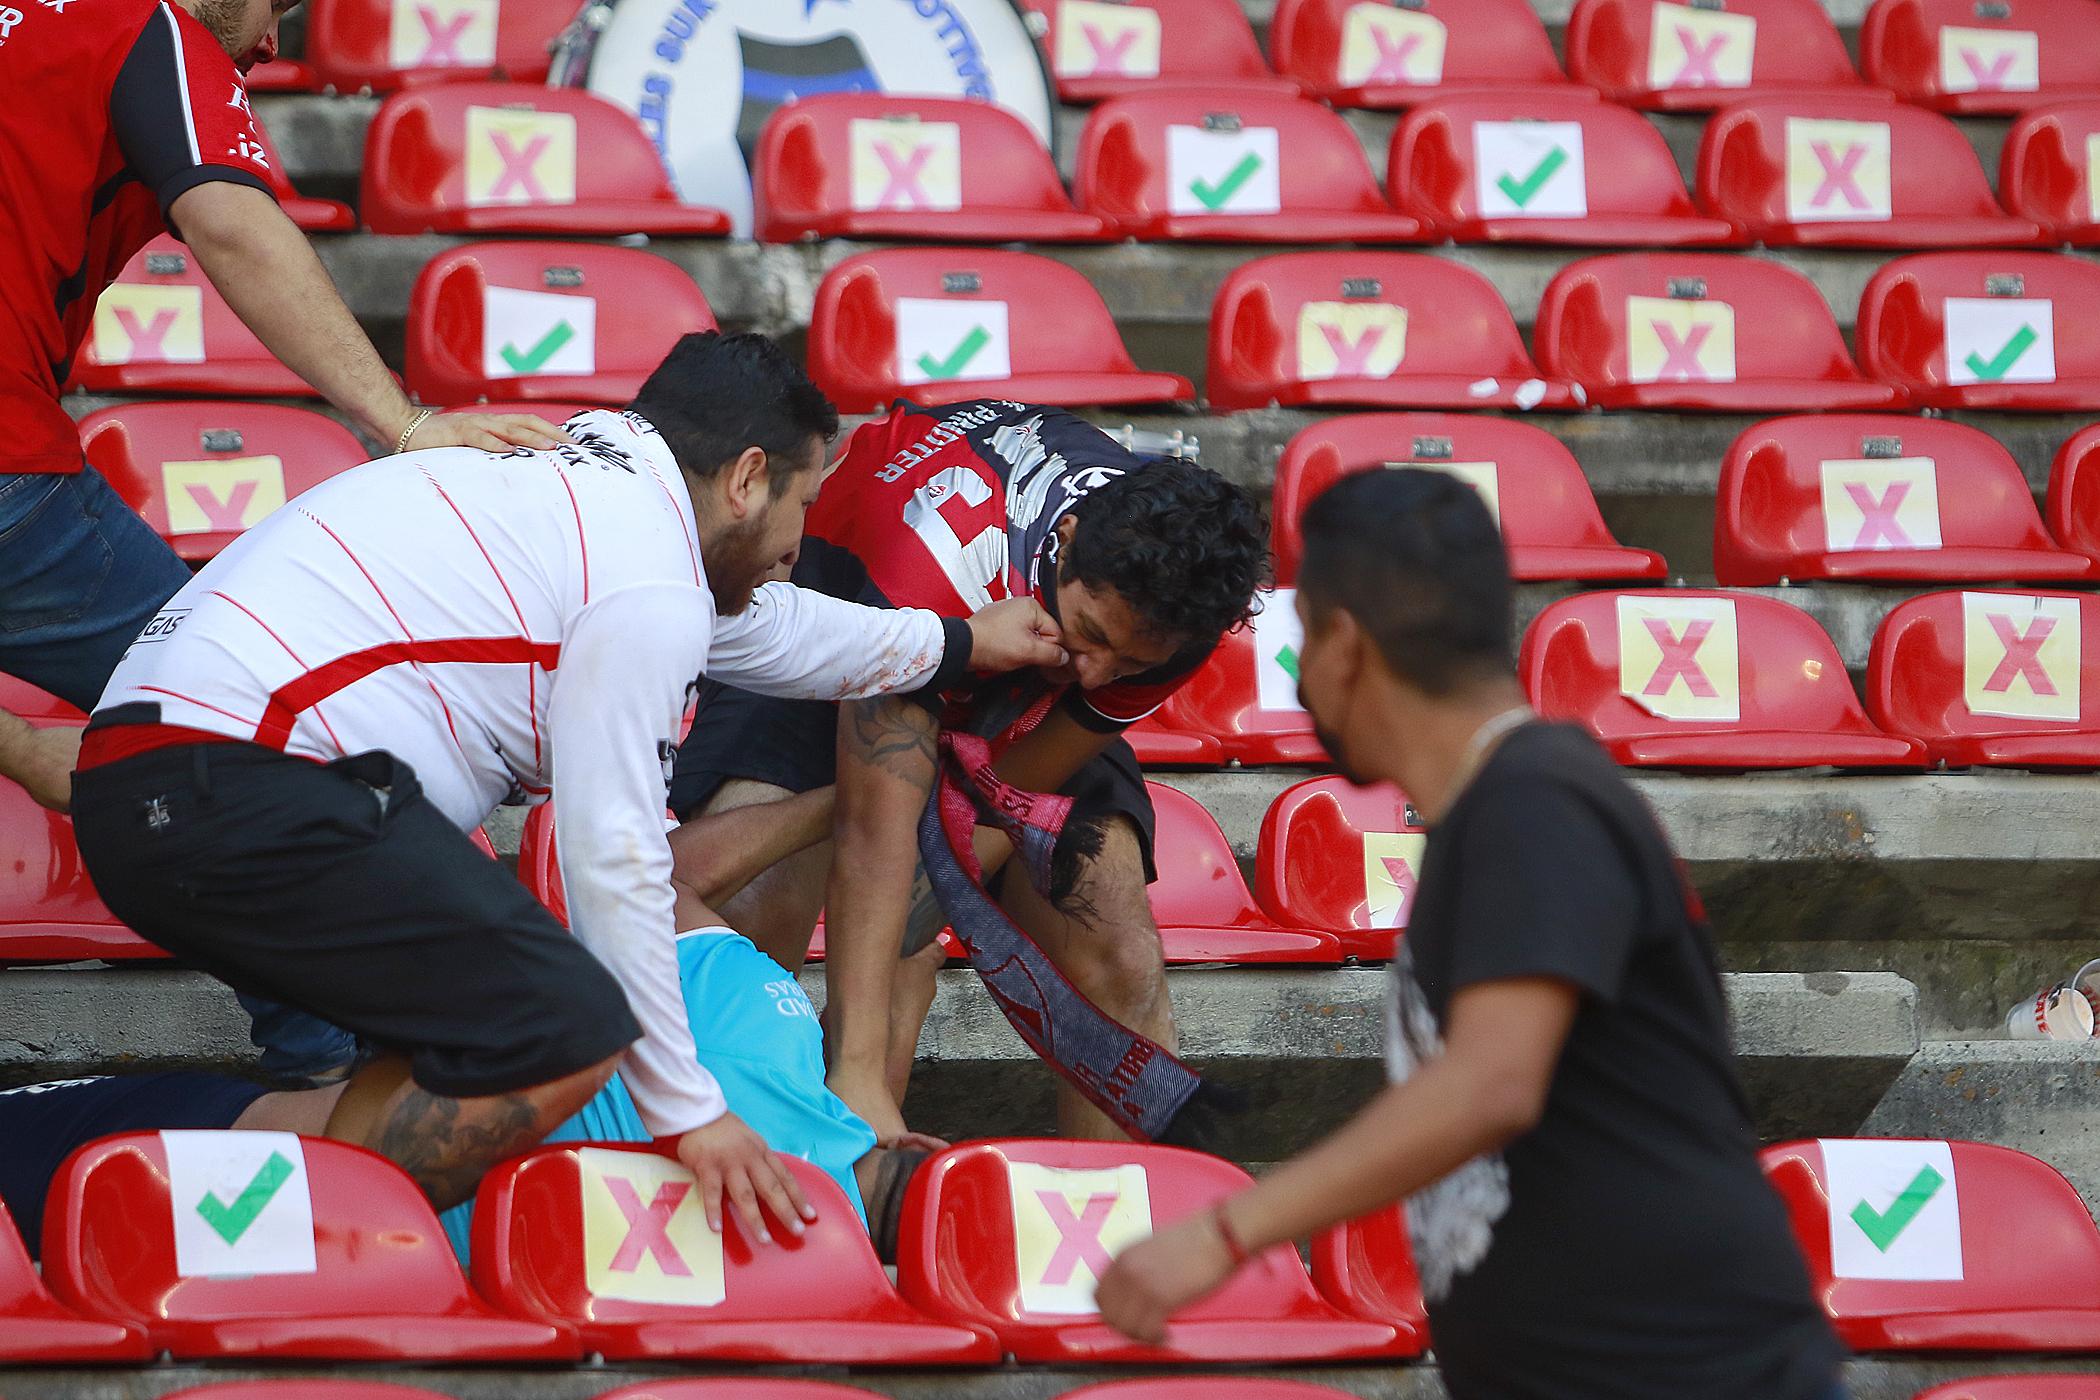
[69,332,1065,1234]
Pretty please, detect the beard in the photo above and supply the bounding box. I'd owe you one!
[189,0,255,54]
[703,517,769,617]
[1312,717,1376,788]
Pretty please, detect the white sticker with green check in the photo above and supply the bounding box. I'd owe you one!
[1251,586,1307,713]
[1819,1138,1962,1282]
[164,1130,318,1278]
[1165,124,1282,217]
[482,284,597,381]
[895,297,1011,386]
[1474,121,1586,219]
[1944,297,2054,386]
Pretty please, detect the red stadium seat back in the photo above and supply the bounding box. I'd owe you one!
[754,94,1112,245]
[1868,589,2100,768]
[1914,1380,2100,1400]
[405,242,717,408]
[1074,92,1425,243]
[1016,0,1299,103]
[1860,0,2100,114]
[244,56,322,93]
[1144,781,1340,964]
[1272,414,1665,585]
[1208,252,1577,411]
[0,1194,150,1362]
[2048,424,2100,562]
[1519,589,1928,768]
[1714,414,2092,585]
[1121,710,1226,766]
[2002,100,2100,244]
[1390,93,1741,245]
[360,82,731,237]
[1255,776,1426,963]
[70,237,314,398]
[1534,253,1900,411]
[307,0,576,92]
[809,249,1193,414]
[41,1131,578,1360]
[1856,252,2100,411]
[79,403,370,564]
[593,1384,896,1400]
[1762,1138,2100,1351]
[1698,98,2046,247]
[517,800,564,924]
[251,120,356,233]
[1564,0,1868,109]
[162,1386,461,1400]
[0,674,81,724]
[896,1139,1401,1361]
[1308,1204,1430,1348]
[1268,0,1573,109]
[1154,597,1330,765]
[469,1142,996,1363]
[1062,1381,1380,1400]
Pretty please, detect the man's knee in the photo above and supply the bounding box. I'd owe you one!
[701,778,798,816]
[1044,820,1169,1006]
[523,1051,620,1125]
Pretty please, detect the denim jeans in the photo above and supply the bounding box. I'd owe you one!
[0,466,358,1079]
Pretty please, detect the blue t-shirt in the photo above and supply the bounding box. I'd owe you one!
[440,929,877,1261]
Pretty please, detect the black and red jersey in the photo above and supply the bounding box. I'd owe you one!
[0,0,275,474]
[800,400,1207,730]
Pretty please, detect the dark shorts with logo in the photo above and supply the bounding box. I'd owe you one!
[71,729,641,1099]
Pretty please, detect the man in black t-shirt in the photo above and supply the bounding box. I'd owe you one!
[1096,470,1846,1400]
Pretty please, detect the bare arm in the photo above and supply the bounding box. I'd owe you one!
[669,786,835,913]
[0,713,78,812]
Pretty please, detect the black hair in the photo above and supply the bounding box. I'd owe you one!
[627,331,839,484]
[1297,469,1513,696]
[1058,458,1269,649]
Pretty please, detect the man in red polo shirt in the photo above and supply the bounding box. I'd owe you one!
[0,0,562,811]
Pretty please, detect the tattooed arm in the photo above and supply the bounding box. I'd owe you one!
[824,694,940,1142]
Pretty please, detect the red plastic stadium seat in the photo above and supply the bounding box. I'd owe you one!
[1272,414,1666,584]
[1698,98,2045,247]
[243,56,321,92]
[79,403,369,564]
[1146,782,1339,964]
[1535,253,1901,411]
[1869,589,2100,767]
[754,95,1113,244]
[1391,94,1741,245]
[361,82,730,237]
[593,1385,894,1400]
[1914,1381,2100,1400]
[1520,589,1928,768]
[898,1139,1400,1361]
[1063,1382,1373,1400]
[70,236,314,398]
[252,120,355,233]
[1017,0,1300,103]
[1122,710,1225,766]
[1565,0,1871,110]
[1208,252,1577,411]
[1269,0,1575,109]
[405,242,716,408]
[2002,100,2100,244]
[1309,1205,1431,1350]
[1856,252,2100,410]
[470,1142,996,1363]
[2048,424,2100,563]
[1763,1138,2100,1350]
[306,0,577,92]
[1715,414,2092,585]
[1075,92,1424,242]
[0,674,81,724]
[810,249,1193,414]
[42,1132,579,1360]
[1860,0,2100,114]
[1255,777,1426,963]
[162,1386,458,1400]
[1145,598,1330,765]
[0,1195,150,1361]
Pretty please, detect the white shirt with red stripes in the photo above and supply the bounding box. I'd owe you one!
[98,410,952,1137]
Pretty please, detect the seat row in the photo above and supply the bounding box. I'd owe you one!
[71,234,2100,414]
[63,1385,2100,1400]
[9,1128,2100,1365]
[259,0,2100,118]
[282,80,2100,249]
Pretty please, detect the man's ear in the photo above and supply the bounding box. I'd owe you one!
[719,446,772,520]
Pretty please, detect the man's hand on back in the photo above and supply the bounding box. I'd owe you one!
[396,410,574,455]
[966,596,1067,674]
[676,1110,816,1244]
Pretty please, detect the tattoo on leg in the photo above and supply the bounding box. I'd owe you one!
[844,698,937,783]
[903,866,946,951]
[374,1086,542,1209]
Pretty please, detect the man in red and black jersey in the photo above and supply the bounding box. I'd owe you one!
[0,0,562,812]
[672,399,1268,1141]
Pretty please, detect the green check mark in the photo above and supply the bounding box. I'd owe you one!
[1850,1164,1944,1252]
[1495,145,1568,208]
[1275,644,1300,681]
[914,324,990,380]
[1189,152,1262,211]
[1963,324,2037,381]
[499,320,576,374]
[195,1150,295,1245]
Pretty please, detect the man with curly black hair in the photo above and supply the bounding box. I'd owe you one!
[670,400,1268,1143]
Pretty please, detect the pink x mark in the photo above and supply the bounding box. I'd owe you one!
[873,142,936,208]
[1365,30,1422,85]
[1842,480,1913,548]
[112,307,178,361]
[1036,1190,1118,1288]
[605,1177,694,1276]
[1081,22,1139,75]
[413,6,473,64]
[183,480,258,532]
[1651,321,1714,380]
[1380,855,1418,919]
[1641,617,1719,698]
[1318,322,1385,377]
[1670,26,1728,85]
[1984,613,2060,695]
[1960,46,2017,89]
[486,132,551,200]
[1808,140,1870,210]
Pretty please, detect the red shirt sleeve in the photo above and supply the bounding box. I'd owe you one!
[110,3,275,222]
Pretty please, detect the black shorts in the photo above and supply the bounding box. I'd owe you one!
[71,736,641,1100]
[669,683,1159,883]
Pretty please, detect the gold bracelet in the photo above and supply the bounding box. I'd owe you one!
[395,408,435,455]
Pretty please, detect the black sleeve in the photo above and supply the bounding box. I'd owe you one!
[110,6,276,222]
[1442,779,1644,1004]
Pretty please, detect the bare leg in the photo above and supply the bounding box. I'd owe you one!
[681,780,832,968]
[885,940,944,1106]
[233,1080,349,1135]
